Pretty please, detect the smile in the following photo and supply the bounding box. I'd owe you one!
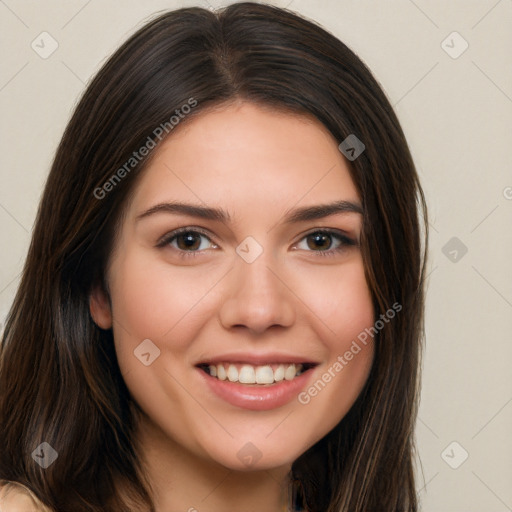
[195,359,319,411]
[198,362,316,385]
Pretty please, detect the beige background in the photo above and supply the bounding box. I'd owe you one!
[1,1,511,510]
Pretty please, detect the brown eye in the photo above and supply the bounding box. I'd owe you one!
[295,229,356,258]
[306,232,334,251]
[157,228,217,255]
[175,232,203,251]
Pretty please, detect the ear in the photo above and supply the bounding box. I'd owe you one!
[89,282,113,329]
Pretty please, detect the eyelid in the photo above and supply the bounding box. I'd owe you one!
[156,226,358,260]
[156,226,217,248]
[295,227,357,245]
[291,228,358,257]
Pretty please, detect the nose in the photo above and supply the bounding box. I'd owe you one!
[218,251,296,335]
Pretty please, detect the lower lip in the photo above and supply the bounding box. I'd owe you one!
[196,367,315,411]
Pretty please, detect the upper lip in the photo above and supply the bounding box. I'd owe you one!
[195,352,320,366]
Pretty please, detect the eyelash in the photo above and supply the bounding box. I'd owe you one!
[156,227,357,259]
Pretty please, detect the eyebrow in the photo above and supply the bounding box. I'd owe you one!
[135,199,363,224]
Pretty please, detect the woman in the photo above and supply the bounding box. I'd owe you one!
[0,2,428,511]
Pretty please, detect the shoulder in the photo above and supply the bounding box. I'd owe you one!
[0,481,53,512]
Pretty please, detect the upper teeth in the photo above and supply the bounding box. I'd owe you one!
[207,363,304,384]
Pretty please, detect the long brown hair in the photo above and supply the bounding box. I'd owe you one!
[0,3,428,511]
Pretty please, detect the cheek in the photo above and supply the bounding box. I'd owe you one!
[108,252,222,349]
[320,259,375,383]
[292,259,375,435]
[297,258,374,342]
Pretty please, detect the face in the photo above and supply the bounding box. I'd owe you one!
[90,101,375,471]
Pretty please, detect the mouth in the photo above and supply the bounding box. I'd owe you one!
[196,361,318,386]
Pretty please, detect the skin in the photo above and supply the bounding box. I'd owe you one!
[0,482,52,512]
[90,101,375,512]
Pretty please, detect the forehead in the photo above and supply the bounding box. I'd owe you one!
[127,102,360,219]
